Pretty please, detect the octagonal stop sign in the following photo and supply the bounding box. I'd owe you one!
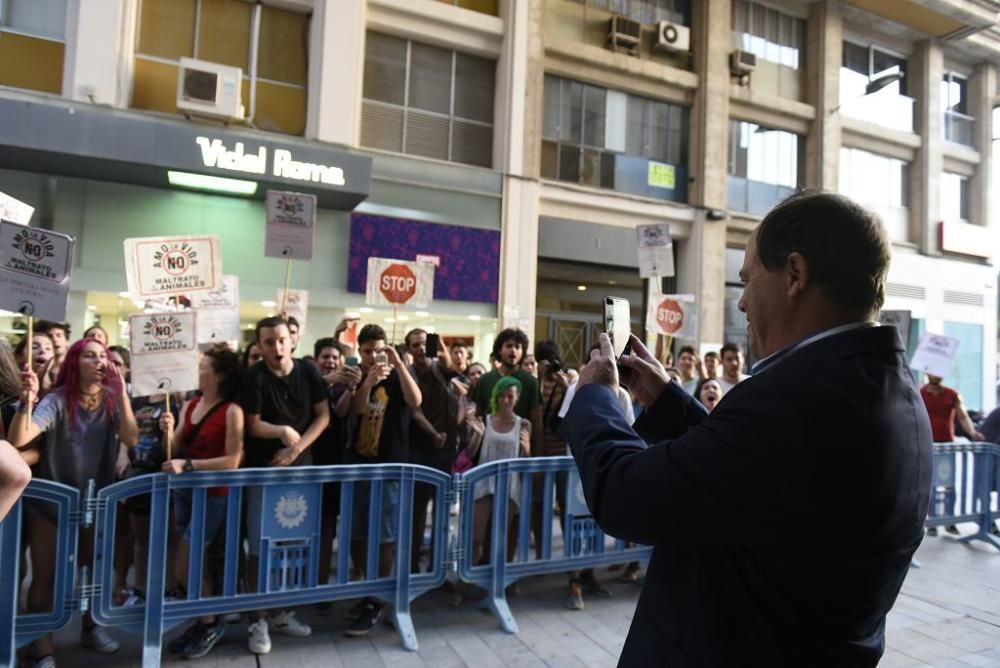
[656,298,684,335]
[379,263,417,304]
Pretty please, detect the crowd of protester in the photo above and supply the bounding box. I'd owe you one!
[3,314,998,666]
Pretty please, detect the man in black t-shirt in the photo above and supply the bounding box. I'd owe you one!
[241,316,329,655]
[343,324,421,637]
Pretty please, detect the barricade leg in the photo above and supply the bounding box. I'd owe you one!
[486,473,518,635]
[393,475,418,651]
[0,501,22,667]
[141,477,170,667]
[958,452,1000,551]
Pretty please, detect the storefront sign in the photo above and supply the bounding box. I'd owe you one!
[0,191,34,224]
[276,288,308,337]
[129,311,199,397]
[191,274,240,345]
[124,235,222,298]
[265,190,316,260]
[647,162,676,190]
[910,333,960,379]
[365,258,434,308]
[0,221,74,320]
[646,293,697,338]
[636,223,674,278]
[196,136,346,186]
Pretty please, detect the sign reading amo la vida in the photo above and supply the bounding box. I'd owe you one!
[196,136,346,186]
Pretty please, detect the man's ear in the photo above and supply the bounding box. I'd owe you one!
[785,252,809,298]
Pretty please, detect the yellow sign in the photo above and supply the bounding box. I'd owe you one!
[648,162,676,189]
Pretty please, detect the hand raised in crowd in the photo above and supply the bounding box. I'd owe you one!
[363,358,392,389]
[519,423,532,456]
[18,366,39,405]
[329,365,362,390]
[383,344,405,370]
[105,358,128,398]
[576,333,620,392]
[618,334,670,407]
[162,459,187,474]
[451,378,469,397]
[159,411,175,434]
[36,358,56,394]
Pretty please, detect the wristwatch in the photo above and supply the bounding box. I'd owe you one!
[183,458,194,473]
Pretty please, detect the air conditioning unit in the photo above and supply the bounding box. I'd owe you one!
[176,57,245,122]
[607,15,642,56]
[730,49,757,76]
[655,21,690,53]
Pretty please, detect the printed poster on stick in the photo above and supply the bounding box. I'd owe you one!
[910,333,960,379]
[129,311,199,397]
[265,190,316,260]
[636,223,675,279]
[365,258,434,308]
[276,288,308,336]
[124,235,222,299]
[646,293,697,339]
[191,274,240,344]
[0,221,74,321]
[0,191,35,225]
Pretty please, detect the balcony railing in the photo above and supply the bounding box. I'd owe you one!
[839,92,915,134]
[727,176,797,217]
[943,111,975,148]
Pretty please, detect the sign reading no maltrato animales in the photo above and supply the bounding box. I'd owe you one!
[910,333,961,379]
[646,293,697,339]
[636,223,675,279]
[0,191,35,225]
[129,311,199,397]
[124,235,222,298]
[366,257,434,308]
[265,190,317,260]
[191,274,240,344]
[0,221,74,321]
[276,288,309,337]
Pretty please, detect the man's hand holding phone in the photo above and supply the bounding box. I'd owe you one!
[619,334,670,407]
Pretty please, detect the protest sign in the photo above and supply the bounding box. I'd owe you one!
[646,293,697,339]
[636,224,674,279]
[124,235,222,299]
[276,288,308,336]
[0,191,35,224]
[265,190,316,260]
[0,221,74,320]
[365,258,434,308]
[910,333,960,379]
[129,311,199,397]
[192,274,240,344]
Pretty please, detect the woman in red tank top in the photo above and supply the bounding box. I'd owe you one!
[159,346,244,660]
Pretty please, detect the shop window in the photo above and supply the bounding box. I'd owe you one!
[942,72,974,147]
[0,0,67,94]
[578,0,689,26]
[838,147,910,242]
[943,321,984,411]
[941,172,970,224]
[133,0,309,136]
[731,1,804,99]
[434,0,500,16]
[542,74,688,202]
[727,120,800,216]
[361,32,496,168]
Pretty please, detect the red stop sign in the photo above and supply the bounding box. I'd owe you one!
[379,263,417,304]
[656,298,684,334]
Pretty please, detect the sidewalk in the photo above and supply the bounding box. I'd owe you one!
[42,528,1000,667]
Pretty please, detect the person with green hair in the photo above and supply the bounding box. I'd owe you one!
[470,375,532,565]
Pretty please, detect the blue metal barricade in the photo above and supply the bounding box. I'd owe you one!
[454,456,652,634]
[0,479,82,667]
[926,442,1000,550]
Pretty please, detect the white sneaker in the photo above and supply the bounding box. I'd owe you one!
[247,619,271,655]
[270,610,312,637]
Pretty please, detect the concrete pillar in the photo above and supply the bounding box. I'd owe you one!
[63,0,129,106]
[912,40,944,252]
[498,177,540,334]
[968,63,995,230]
[805,0,842,191]
[686,0,730,346]
[306,0,366,147]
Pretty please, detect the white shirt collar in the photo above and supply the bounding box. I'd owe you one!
[750,321,879,375]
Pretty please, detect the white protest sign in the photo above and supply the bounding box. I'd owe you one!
[0,221,74,320]
[276,288,308,337]
[365,258,434,308]
[0,191,34,224]
[910,333,960,379]
[646,293,697,339]
[124,235,222,299]
[192,274,240,344]
[636,224,674,279]
[265,190,316,260]
[129,311,199,397]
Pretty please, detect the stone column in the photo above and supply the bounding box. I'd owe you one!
[912,39,944,253]
[805,0,842,191]
[968,63,995,231]
[305,0,366,147]
[63,0,128,106]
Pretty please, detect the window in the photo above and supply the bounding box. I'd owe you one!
[0,0,67,94]
[840,41,913,133]
[133,0,309,136]
[941,172,970,223]
[542,74,688,201]
[942,72,974,147]
[580,0,690,25]
[727,120,800,215]
[361,32,495,168]
[434,0,499,15]
[731,1,804,70]
[839,147,910,241]
[944,321,984,411]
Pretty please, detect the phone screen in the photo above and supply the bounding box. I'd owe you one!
[426,333,440,358]
[604,297,631,359]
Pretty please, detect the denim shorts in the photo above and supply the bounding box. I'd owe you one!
[172,489,228,544]
[350,480,400,544]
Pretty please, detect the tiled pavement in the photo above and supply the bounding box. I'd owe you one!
[39,526,1000,667]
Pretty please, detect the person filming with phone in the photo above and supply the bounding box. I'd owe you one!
[559,192,932,667]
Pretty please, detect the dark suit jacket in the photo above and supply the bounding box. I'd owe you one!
[560,326,932,667]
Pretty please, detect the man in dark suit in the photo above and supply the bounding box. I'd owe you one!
[560,192,932,667]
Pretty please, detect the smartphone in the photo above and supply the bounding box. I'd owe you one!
[345,356,360,368]
[374,350,388,367]
[604,296,633,386]
[426,333,440,358]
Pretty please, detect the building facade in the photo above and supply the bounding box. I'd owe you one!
[0,0,997,408]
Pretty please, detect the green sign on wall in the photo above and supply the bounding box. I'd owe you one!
[647,161,676,190]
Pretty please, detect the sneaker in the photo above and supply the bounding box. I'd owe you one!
[314,602,332,616]
[581,576,613,598]
[270,610,311,637]
[565,584,584,611]
[222,612,242,624]
[122,588,144,607]
[927,526,938,536]
[80,627,120,654]
[990,523,1000,537]
[182,621,225,660]
[33,656,56,668]
[620,564,642,583]
[946,525,961,535]
[344,598,369,621]
[344,601,386,637]
[506,582,520,597]
[168,622,205,654]
[247,619,271,655]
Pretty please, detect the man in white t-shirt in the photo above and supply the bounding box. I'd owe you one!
[717,342,749,393]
